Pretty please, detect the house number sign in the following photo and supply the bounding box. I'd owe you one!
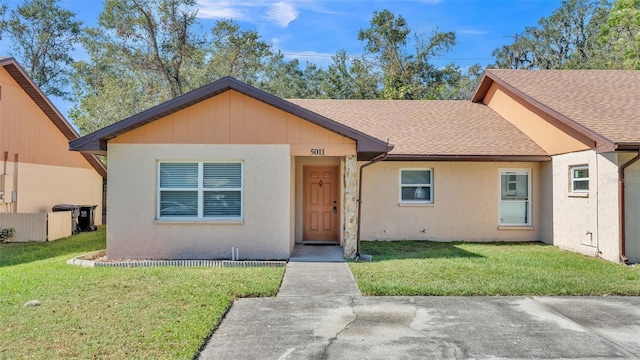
[310,148,325,156]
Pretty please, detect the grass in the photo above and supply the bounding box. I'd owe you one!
[350,241,640,296]
[0,227,284,359]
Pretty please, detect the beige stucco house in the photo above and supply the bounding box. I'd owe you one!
[70,70,640,264]
[0,57,105,220]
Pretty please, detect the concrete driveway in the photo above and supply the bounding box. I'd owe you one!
[198,246,640,359]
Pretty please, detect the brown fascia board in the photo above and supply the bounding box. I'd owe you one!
[471,70,615,153]
[386,154,551,162]
[470,73,493,103]
[69,77,390,156]
[0,57,107,178]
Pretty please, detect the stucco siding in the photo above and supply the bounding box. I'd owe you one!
[0,161,103,222]
[539,161,554,244]
[597,153,623,262]
[107,144,291,260]
[624,157,640,263]
[550,150,621,262]
[359,161,541,242]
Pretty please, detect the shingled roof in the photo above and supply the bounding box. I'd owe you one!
[288,99,549,160]
[473,69,640,151]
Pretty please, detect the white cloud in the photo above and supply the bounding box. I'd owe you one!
[196,0,247,20]
[458,29,489,35]
[196,0,305,27]
[266,2,299,27]
[282,50,333,60]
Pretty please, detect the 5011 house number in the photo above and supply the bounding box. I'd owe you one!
[310,148,325,156]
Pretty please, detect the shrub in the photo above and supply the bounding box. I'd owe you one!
[0,228,16,242]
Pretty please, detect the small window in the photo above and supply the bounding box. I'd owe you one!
[499,169,531,226]
[400,169,433,203]
[570,165,589,192]
[158,161,243,220]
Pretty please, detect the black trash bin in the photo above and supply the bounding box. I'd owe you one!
[52,204,81,234]
[77,205,98,232]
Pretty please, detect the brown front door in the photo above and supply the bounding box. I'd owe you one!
[303,166,340,242]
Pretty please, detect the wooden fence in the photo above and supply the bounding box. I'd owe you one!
[0,212,72,242]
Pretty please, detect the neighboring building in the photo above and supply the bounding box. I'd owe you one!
[0,57,105,220]
[70,71,640,264]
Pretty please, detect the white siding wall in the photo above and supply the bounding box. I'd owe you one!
[107,144,292,260]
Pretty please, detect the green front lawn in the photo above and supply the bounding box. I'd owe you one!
[0,227,284,359]
[350,241,640,296]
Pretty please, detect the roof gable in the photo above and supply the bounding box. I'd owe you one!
[0,57,106,178]
[70,77,391,160]
[473,69,640,152]
[109,90,356,147]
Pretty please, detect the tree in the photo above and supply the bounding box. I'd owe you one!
[70,0,206,134]
[321,50,378,99]
[70,9,321,133]
[600,0,640,69]
[356,9,457,99]
[0,0,82,98]
[429,64,484,100]
[256,53,324,99]
[97,0,204,98]
[491,0,611,69]
[206,19,274,85]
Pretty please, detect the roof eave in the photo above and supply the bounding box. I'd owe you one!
[386,154,552,162]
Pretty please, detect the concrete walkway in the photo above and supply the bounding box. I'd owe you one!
[198,245,640,360]
[278,245,361,298]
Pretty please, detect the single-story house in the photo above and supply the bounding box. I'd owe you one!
[70,70,640,264]
[0,57,105,220]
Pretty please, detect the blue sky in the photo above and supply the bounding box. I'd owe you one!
[3,0,563,116]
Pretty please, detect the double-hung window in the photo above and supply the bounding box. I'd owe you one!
[400,169,433,204]
[570,165,589,192]
[499,169,531,226]
[158,162,243,220]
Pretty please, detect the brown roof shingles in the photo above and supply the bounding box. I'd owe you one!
[287,99,548,157]
[482,69,640,145]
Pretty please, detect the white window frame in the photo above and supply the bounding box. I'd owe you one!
[157,161,244,220]
[570,165,589,193]
[498,169,531,227]
[399,168,433,204]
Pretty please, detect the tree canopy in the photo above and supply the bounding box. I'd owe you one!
[0,0,82,98]
[1,0,636,135]
[491,0,640,70]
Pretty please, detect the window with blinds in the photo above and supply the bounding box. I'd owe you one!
[158,162,243,219]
